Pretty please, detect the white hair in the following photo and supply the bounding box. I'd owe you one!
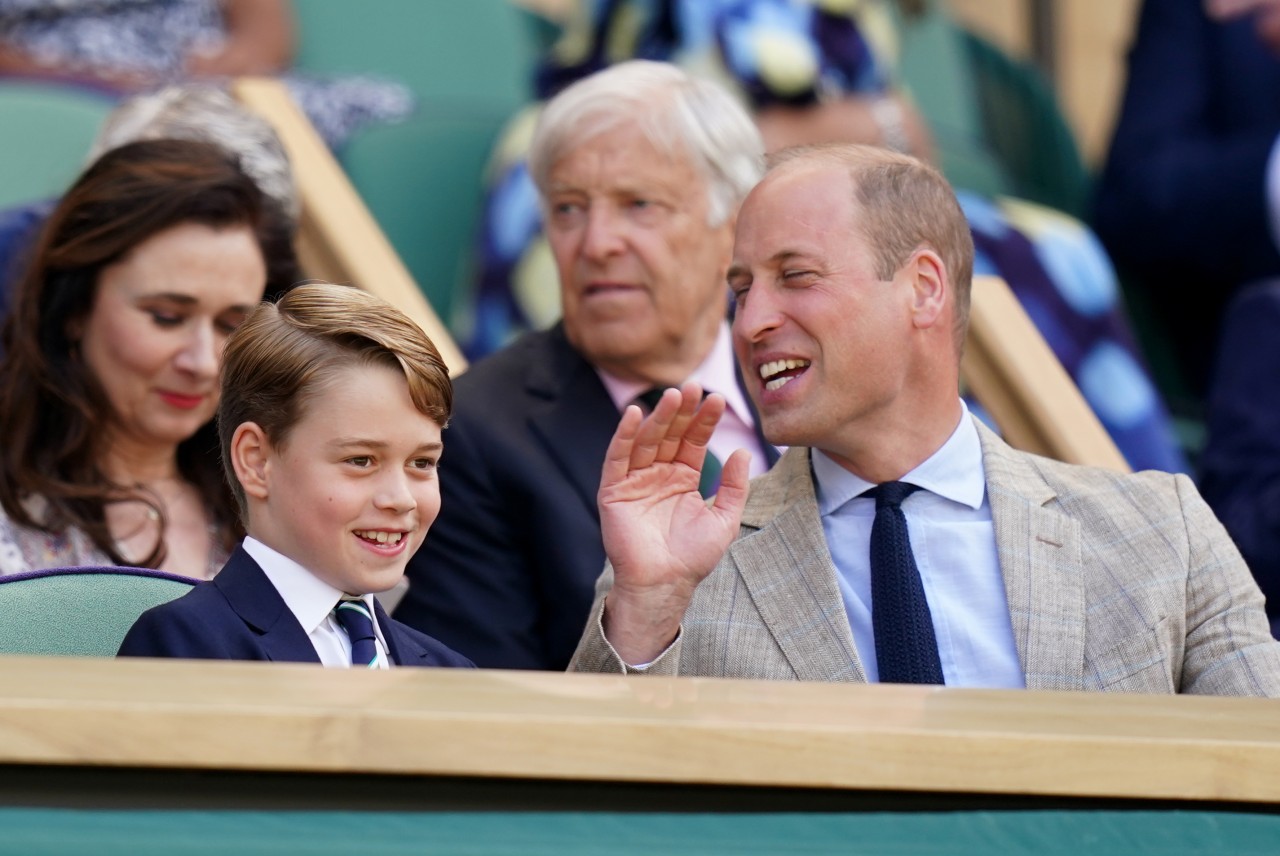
[89,84,299,226]
[529,61,764,226]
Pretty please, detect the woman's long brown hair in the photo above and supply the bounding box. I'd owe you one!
[0,138,298,567]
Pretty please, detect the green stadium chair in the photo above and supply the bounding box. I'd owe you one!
[0,566,195,657]
[0,81,113,209]
[290,0,538,329]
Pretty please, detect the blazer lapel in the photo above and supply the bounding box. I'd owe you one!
[375,600,428,666]
[977,422,1085,691]
[526,324,621,518]
[730,449,865,682]
[213,547,322,664]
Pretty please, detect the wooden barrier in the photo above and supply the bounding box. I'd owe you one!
[961,274,1130,471]
[0,655,1276,806]
[231,77,467,375]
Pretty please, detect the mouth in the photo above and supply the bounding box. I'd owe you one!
[758,358,811,391]
[582,281,640,297]
[353,529,410,553]
[157,390,207,410]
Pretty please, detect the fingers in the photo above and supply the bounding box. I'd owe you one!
[601,404,645,490]
[710,448,752,524]
[628,386,689,471]
[672,387,726,471]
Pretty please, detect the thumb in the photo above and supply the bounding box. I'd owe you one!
[710,448,751,524]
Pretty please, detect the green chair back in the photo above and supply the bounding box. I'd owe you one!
[290,0,538,328]
[0,81,113,209]
[0,567,195,657]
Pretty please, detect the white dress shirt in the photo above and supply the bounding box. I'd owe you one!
[812,404,1024,688]
[596,322,774,477]
[243,536,392,668]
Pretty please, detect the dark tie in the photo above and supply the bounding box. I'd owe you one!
[334,597,379,668]
[866,482,944,685]
[635,387,722,497]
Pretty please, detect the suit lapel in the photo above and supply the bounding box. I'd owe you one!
[977,422,1085,691]
[526,325,620,518]
[375,600,427,666]
[730,449,865,681]
[213,547,322,664]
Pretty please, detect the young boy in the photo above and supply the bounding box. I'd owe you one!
[119,283,473,668]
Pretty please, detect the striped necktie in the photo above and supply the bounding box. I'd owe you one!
[635,387,722,497]
[334,597,379,668]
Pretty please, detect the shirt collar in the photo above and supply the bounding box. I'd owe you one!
[594,322,755,428]
[243,536,376,634]
[813,402,986,516]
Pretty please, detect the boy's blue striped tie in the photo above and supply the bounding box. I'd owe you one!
[334,597,379,667]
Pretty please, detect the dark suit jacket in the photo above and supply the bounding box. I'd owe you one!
[118,546,473,667]
[1094,0,1280,388]
[395,323,778,671]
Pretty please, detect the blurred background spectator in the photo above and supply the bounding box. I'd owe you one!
[0,0,411,149]
[456,0,1187,474]
[0,138,291,579]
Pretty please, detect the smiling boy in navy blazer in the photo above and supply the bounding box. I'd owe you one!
[119,283,472,668]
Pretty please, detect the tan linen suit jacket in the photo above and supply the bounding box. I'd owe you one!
[571,419,1280,695]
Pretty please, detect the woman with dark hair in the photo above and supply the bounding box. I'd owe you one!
[0,137,295,578]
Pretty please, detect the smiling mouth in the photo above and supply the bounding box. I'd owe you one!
[759,359,811,391]
[354,530,406,546]
[157,391,206,409]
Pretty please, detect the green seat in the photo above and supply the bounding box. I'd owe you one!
[0,81,114,209]
[959,28,1091,219]
[290,0,538,329]
[0,566,195,657]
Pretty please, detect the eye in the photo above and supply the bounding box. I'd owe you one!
[148,310,183,328]
[216,311,249,336]
[409,457,438,472]
[345,456,373,468]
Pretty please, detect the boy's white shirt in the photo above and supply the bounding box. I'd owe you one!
[243,536,391,668]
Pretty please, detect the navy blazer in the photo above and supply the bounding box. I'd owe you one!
[394,323,778,671]
[118,546,473,668]
[1094,0,1280,387]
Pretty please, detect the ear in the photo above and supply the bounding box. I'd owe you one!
[904,248,948,331]
[230,422,273,502]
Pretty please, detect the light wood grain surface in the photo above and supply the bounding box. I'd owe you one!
[0,656,1276,804]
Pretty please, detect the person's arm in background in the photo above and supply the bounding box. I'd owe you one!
[1198,281,1280,628]
[185,0,294,78]
[1095,0,1280,285]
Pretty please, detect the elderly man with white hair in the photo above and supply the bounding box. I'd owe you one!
[395,61,779,670]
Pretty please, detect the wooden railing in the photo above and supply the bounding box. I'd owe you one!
[962,274,1129,471]
[0,655,1275,806]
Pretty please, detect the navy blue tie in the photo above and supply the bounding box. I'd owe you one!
[867,482,944,684]
[334,597,379,668]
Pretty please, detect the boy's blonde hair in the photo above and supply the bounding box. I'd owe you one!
[218,282,452,516]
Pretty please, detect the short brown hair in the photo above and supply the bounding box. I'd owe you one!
[768,143,974,347]
[218,282,453,515]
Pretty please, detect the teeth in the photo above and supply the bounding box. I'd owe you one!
[356,530,403,545]
[765,376,795,391]
[758,358,811,381]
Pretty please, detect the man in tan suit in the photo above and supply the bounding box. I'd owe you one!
[571,143,1280,695]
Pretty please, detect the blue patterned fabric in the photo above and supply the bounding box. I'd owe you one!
[459,0,1187,474]
[0,0,412,150]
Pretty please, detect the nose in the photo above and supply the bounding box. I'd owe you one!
[732,280,784,345]
[373,469,417,514]
[580,205,625,262]
[172,321,219,379]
